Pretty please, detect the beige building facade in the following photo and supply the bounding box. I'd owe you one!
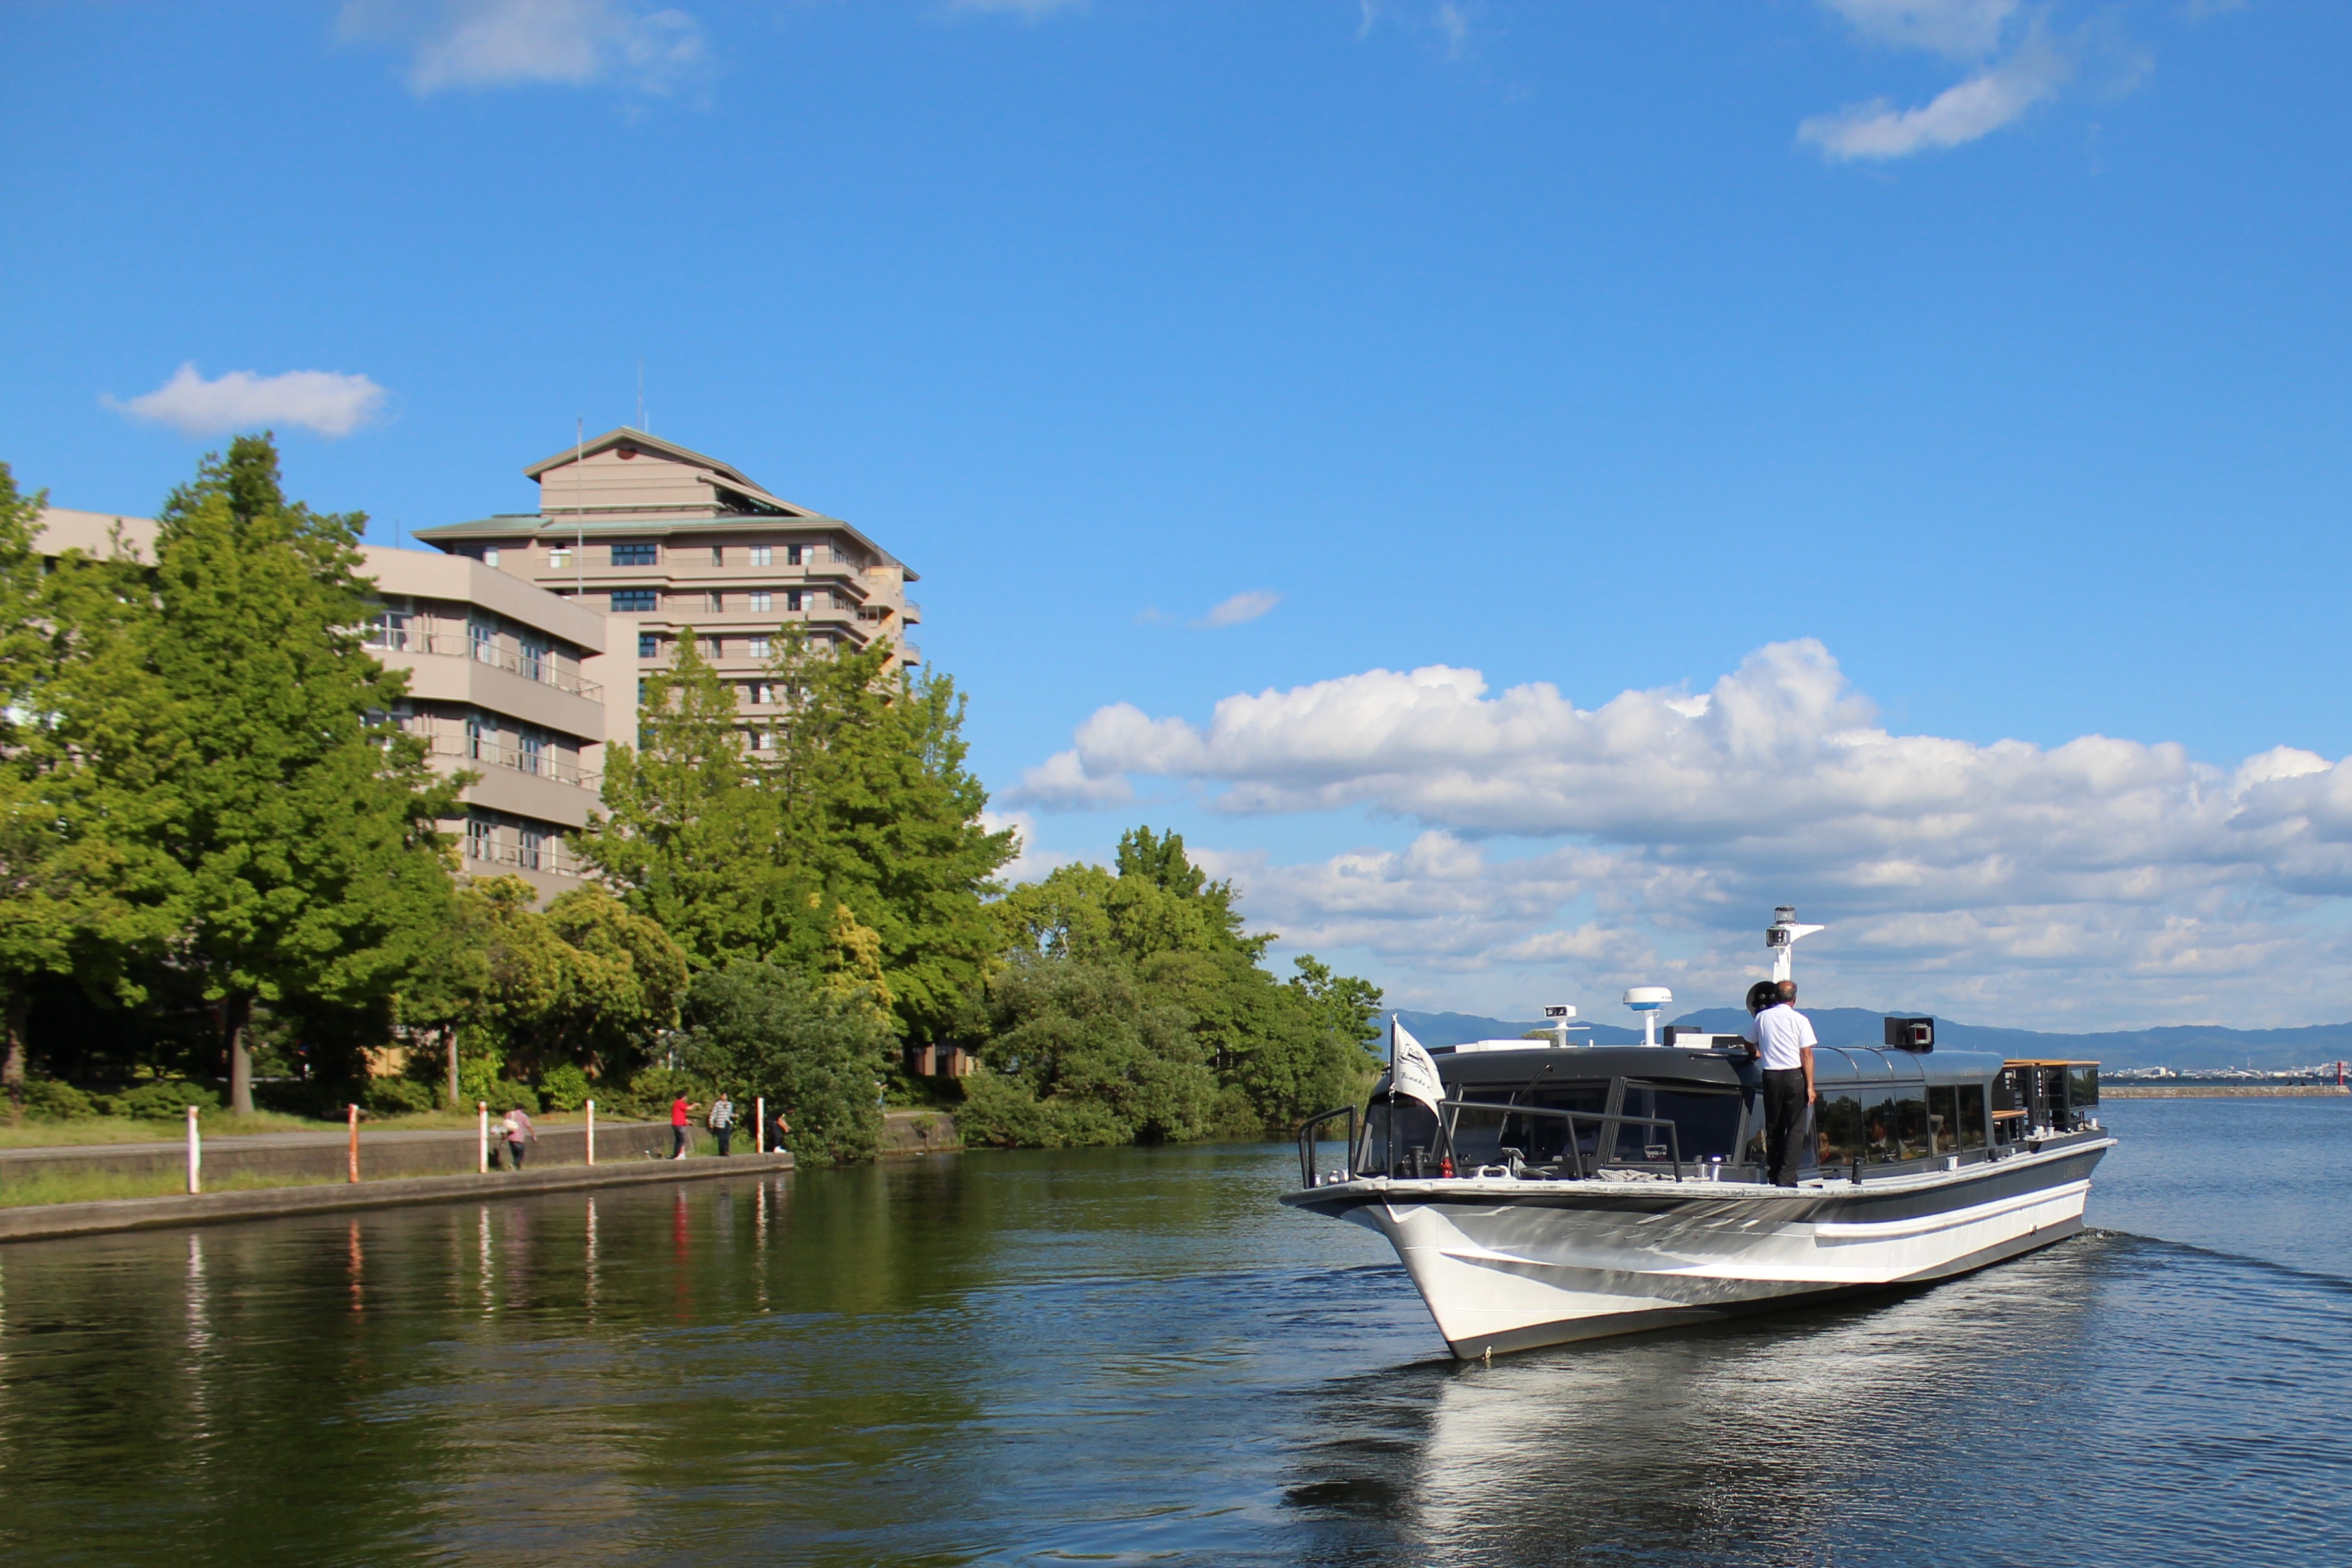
[412,428,921,752]
[34,509,626,903]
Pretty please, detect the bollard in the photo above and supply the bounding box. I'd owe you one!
[348,1103,361,1183]
[187,1103,202,1194]
[756,1096,765,1155]
[586,1098,596,1166]
[478,1101,489,1173]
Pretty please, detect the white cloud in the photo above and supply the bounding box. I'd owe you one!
[1199,590,1281,629]
[1820,0,2018,60]
[106,363,390,439]
[982,809,1071,885]
[1802,5,2106,161]
[1801,30,2070,160]
[1014,640,2352,1026]
[343,0,705,95]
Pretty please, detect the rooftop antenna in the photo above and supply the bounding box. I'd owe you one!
[636,359,646,433]
[1622,987,1672,1048]
[574,417,585,599]
[1540,1004,1586,1049]
[1765,905,1826,985]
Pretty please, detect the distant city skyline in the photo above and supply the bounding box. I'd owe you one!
[8,1,2350,1028]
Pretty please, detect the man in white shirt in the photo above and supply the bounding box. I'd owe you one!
[1743,980,1819,1186]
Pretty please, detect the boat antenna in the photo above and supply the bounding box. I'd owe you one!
[1765,906,1827,986]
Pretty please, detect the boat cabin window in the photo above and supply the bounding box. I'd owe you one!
[1954,1083,1988,1149]
[1611,1085,1741,1165]
[1928,1085,1959,1153]
[1364,1100,1446,1175]
[1816,1092,1866,1168]
[2068,1065,2099,1111]
[1444,1082,1610,1172]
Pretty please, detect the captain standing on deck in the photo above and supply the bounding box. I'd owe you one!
[1745,981,1818,1186]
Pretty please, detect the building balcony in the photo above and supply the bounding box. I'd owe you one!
[374,640,607,739]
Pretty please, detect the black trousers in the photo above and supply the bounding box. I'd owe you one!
[714,1126,732,1157]
[1762,1069,1808,1185]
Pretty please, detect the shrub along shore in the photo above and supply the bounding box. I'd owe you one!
[3,446,1383,1159]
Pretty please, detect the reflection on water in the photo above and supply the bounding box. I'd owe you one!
[0,1104,2344,1565]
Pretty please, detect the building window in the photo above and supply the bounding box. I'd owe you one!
[786,590,805,612]
[611,542,658,567]
[857,605,891,623]
[518,827,543,871]
[464,716,483,759]
[483,548,501,568]
[786,544,806,566]
[749,590,771,613]
[710,545,725,566]
[748,637,771,661]
[366,610,410,651]
[638,632,660,659]
[702,638,722,660]
[611,589,657,613]
[751,682,776,705]
[749,730,771,752]
[548,546,570,570]
[520,732,543,776]
[706,592,724,612]
[520,638,546,683]
[470,622,496,663]
[750,545,772,567]
[465,816,491,860]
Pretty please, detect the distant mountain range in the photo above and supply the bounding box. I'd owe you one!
[1393,1009,2352,1071]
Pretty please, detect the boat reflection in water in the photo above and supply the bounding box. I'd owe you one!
[1284,910,2113,1358]
[1279,1228,2113,1563]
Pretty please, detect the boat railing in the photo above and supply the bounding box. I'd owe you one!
[1294,1099,1690,1186]
[1443,1100,1686,1183]
[1296,1105,1359,1188]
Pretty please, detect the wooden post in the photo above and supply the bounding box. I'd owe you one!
[585,1099,596,1166]
[186,1103,202,1194]
[478,1101,489,1173]
[347,1103,360,1184]
[756,1096,765,1155]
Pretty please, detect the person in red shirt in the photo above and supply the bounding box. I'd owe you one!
[670,1095,697,1160]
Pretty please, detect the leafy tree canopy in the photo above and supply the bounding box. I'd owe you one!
[673,962,891,1164]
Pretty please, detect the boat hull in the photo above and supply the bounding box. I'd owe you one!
[1284,1140,2110,1358]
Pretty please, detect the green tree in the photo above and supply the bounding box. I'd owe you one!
[673,962,891,1163]
[575,636,809,968]
[395,876,687,1104]
[978,827,1382,1140]
[110,435,458,1113]
[582,631,1012,1043]
[769,634,1014,1041]
[962,956,1217,1146]
[0,465,180,1113]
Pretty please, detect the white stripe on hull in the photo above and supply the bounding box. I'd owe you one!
[1326,1147,2105,1357]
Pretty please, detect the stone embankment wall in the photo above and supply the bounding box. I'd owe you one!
[880,1109,961,1157]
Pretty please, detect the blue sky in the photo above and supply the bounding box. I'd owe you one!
[8,1,2351,1030]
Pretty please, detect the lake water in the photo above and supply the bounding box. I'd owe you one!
[0,1096,2346,1565]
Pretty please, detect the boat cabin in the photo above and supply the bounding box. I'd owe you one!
[1351,1039,2101,1185]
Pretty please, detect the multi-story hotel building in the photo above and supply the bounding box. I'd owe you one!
[412,428,921,750]
[34,509,627,903]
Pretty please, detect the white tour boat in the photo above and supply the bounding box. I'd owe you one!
[1282,909,2112,1358]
